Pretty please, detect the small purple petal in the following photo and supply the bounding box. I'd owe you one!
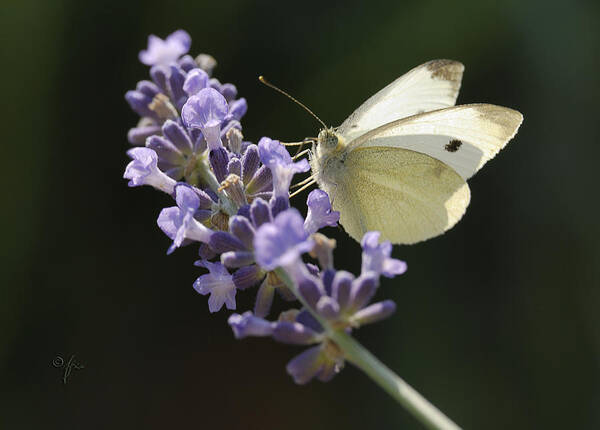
[249,198,272,228]
[286,346,323,385]
[316,296,340,320]
[198,243,216,260]
[237,204,251,219]
[254,279,275,318]
[161,120,193,154]
[127,124,162,145]
[181,88,228,150]
[297,276,324,310]
[253,208,314,271]
[228,312,274,339]
[146,135,185,165]
[351,300,397,326]
[125,90,154,118]
[193,260,236,313]
[321,268,335,295]
[232,265,264,290]
[258,137,310,198]
[175,183,200,211]
[295,309,323,333]
[156,184,213,253]
[166,29,191,51]
[361,231,407,278]
[229,216,255,249]
[241,144,260,184]
[349,273,378,311]
[139,30,191,66]
[227,157,242,177]
[183,68,209,96]
[209,147,229,182]
[209,231,246,253]
[168,64,187,109]
[273,322,321,345]
[177,54,197,72]
[156,207,180,240]
[270,195,289,217]
[123,147,176,194]
[221,251,254,268]
[228,98,247,120]
[220,83,237,101]
[331,271,354,312]
[245,165,272,195]
[304,189,340,234]
[150,65,169,93]
[136,80,161,97]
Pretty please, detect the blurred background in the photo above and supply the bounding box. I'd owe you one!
[2,0,599,428]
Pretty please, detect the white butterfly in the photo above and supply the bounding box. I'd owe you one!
[308,60,523,244]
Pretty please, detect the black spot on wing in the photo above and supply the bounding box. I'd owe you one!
[445,139,462,152]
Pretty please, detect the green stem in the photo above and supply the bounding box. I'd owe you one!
[274,268,461,430]
[197,161,237,216]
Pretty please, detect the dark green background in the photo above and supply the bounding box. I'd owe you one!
[2,0,599,428]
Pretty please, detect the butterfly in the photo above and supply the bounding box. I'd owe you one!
[304,60,523,245]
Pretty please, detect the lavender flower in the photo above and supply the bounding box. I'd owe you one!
[123,147,176,194]
[157,184,213,254]
[304,189,340,234]
[258,137,310,199]
[228,311,275,338]
[183,68,209,96]
[139,30,191,66]
[253,208,314,272]
[182,88,228,150]
[194,260,237,312]
[125,30,408,389]
[361,231,407,278]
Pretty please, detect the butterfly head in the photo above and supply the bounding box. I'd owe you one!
[317,128,342,153]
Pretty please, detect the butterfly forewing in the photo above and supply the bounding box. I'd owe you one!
[337,60,465,141]
[344,104,523,180]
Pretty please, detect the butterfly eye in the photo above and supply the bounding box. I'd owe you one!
[318,129,339,150]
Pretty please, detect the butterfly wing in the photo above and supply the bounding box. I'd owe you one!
[337,60,465,141]
[345,104,523,180]
[327,146,470,244]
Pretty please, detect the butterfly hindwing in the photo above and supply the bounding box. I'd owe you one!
[325,147,470,244]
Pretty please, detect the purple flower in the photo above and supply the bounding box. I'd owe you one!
[253,208,314,271]
[258,138,310,198]
[183,68,209,96]
[361,231,407,278]
[193,260,237,312]
[182,88,228,150]
[304,190,340,234]
[286,345,332,384]
[228,311,275,338]
[123,147,177,194]
[157,184,213,254]
[139,30,191,66]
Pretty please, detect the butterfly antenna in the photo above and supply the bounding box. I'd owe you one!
[259,76,327,129]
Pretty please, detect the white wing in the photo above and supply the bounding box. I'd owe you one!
[345,104,523,180]
[337,60,464,141]
[326,147,470,244]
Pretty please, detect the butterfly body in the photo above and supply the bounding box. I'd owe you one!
[308,60,523,244]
